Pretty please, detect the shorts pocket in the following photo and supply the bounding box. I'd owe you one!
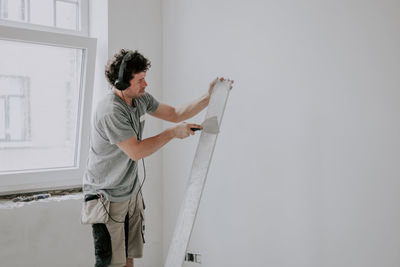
[81,197,110,224]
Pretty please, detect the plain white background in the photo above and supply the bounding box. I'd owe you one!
[1,0,400,267]
[162,0,400,267]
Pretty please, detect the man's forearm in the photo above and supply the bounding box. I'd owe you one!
[118,122,201,161]
[174,93,210,122]
[118,128,175,161]
[134,128,175,160]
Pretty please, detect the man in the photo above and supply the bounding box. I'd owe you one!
[82,49,232,267]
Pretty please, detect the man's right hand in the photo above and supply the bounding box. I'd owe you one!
[173,122,202,139]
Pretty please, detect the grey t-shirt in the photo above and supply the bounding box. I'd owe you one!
[83,92,159,202]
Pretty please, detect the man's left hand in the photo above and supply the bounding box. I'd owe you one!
[208,77,234,96]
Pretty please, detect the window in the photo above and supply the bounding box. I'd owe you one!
[0,0,88,35]
[0,0,95,195]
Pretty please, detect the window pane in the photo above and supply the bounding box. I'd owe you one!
[0,39,83,173]
[0,76,24,95]
[29,0,54,27]
[1,0,26,22]
[56,1,78,30]
[1,0,82,32]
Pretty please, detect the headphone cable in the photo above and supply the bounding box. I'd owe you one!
[100,93,147,224]
[100,157,146,224]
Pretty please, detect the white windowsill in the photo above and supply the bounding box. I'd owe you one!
[0,192,83,209]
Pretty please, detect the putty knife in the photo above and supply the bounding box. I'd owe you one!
[190,116,219,134]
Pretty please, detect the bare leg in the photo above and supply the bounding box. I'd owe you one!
[125,258,133,267]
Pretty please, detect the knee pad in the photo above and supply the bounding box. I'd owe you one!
[92,223,112,267]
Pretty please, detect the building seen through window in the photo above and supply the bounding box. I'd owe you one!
[0,75,30,142]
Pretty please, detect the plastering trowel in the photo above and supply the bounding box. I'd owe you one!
[190,116,219,134]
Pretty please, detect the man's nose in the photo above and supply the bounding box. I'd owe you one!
[143,80,148,87]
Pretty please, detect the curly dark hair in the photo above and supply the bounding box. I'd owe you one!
[105,49,151,87]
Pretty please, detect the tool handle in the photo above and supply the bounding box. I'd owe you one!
[190,127,202,132]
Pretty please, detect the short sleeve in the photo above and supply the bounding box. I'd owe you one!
[142,92,159,113]
[100,110,136,144]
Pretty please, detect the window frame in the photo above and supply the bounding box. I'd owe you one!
[0,24,96,195]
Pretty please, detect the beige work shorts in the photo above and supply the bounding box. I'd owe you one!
[91,192,145,267]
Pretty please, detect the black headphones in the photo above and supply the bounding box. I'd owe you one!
[114,51,133,91]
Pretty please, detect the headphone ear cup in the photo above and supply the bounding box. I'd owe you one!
[114,79,129,91]
[115,51,132,91]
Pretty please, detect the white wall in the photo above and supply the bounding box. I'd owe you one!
[108,0,163,267]
[162,1,400,267]
[0,199,94,267]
